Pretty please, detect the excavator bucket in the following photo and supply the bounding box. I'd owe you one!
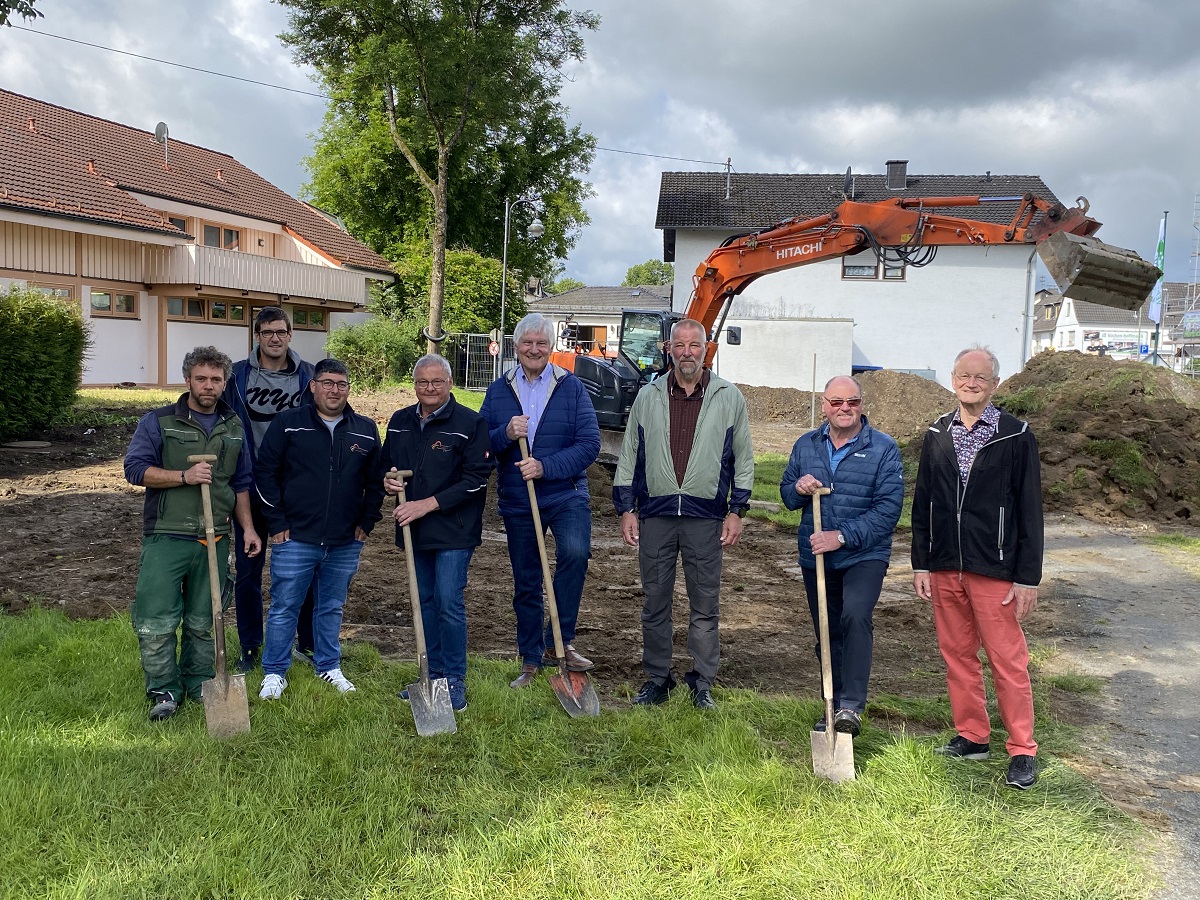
[1037,232,1161,312]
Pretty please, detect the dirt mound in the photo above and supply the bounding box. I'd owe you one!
[738,371,953,447]
[994,351,1200,524]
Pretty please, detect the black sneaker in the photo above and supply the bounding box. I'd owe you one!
[632,676,677,706]
[1006,754,1038,790]
[148,693,179,722]
[692,688,717,711]
[235,648,260,674]
[833,708,862,737]
[934,735,991,760]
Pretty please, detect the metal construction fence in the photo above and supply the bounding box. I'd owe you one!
[442,332,515,391]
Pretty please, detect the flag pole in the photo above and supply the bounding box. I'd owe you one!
[1150,211,1168,366]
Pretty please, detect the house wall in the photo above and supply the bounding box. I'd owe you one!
[0,221,76,275]
[81,234,142,282]
[81,283,155,384]
[672,230,1035,388]
[714,318,853,391]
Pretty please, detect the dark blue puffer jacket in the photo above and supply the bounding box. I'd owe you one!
[479,365,600,518]
[779,417,904,570]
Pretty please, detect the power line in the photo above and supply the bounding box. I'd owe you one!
[11,25,730,167]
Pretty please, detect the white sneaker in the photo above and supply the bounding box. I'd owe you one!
[259,674,287,700]
[319,667,355,693]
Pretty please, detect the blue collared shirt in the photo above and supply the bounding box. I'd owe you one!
[515,366,551,448]
[822,423,862,475]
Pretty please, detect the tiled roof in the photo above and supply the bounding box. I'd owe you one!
[0,89,393,274]
[1074,296,1153,326]
[528,285,672,313]
[656,171,1063,231]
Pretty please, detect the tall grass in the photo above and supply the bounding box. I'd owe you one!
[0,606,1152,900]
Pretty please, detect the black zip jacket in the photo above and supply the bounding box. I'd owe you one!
[380,396,492,551]
[254,403,384,545]
[911,408,1043,586]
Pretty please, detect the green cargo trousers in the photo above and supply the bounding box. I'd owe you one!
[131,534,228,703]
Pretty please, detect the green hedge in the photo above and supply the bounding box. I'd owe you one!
[324,315,421,388]
[0,285,89,440]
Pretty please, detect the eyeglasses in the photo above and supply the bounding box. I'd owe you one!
[314,379,350,391]
[823,397,862,409]
[952,372,995,385]
[415,379,448,389]
[258,328,290,339]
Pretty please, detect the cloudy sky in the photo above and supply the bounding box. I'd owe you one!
[4,0,1198,286]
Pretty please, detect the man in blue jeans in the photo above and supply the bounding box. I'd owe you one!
[254,358,384,699]
[480,313,601,689]
[780,375,903,737]
[381,354,491,712]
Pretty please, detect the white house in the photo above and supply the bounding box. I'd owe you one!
[656,162,1073,389]
[0,89,394,386]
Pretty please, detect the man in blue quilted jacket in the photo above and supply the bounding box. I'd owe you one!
[780,375,904,737]
[480,313,601,689]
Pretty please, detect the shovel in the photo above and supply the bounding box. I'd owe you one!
[809,488,854,782]
[189,453,251,740]
[518,437,600,718]
[391,469,457,737]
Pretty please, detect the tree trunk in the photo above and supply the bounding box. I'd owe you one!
[426,149,451,355]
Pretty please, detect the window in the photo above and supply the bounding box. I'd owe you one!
[209,301,247,324]
[882,263,905,281]
[30,283,73,301]
[90,290,138,319]
[168,216,187,234]
[203,225,221,247]
[842,260,879,279]
[1065,331,1076,347]
[842,258,904,281]
[166,297,247,325]
[167,297,206,320]
[291,306,328,332]
[201,224,240,250]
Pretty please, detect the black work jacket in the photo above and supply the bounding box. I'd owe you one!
[254,403,384,545]
[911,408,1044,586]
[380,396,492,551]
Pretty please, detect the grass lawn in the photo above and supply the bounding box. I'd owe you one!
[0,606,1152,900]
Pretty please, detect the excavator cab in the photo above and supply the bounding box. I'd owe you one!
[618,309,678,377]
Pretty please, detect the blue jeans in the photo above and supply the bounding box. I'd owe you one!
[412,547,474,685]
[502,496,591,667]
[263,539,363,676]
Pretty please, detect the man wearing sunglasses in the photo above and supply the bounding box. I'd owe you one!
[222,307,318,673]
[911,346,1043,790]
[780,376,903,738]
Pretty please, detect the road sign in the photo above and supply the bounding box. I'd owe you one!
[488,340,500,357]
[488,327,503,344]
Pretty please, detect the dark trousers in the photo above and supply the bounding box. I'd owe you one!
[801,559,888,713]
[234,492,315,654]
[639,516,723,691]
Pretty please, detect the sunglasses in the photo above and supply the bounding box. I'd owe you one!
[823,397,862,409]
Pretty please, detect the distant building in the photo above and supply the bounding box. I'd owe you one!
[0,89,394,386]
[526,284,672,353]
[1033,286,1182,367]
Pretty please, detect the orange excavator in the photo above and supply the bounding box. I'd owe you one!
[550,193,1160,454]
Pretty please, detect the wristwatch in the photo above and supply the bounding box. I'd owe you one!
[733,505,750,518]
[836,531,846,546]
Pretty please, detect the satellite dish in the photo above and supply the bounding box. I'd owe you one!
[842,166,853,199]
[154,122,169,144]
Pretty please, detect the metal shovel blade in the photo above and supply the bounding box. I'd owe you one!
[548,667,600,718]
[406,676,457,737]
[202,672,251,740]
[1037,231,1162,312]
[810,728,856,783]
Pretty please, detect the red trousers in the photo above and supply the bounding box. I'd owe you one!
[930,571,1037,757]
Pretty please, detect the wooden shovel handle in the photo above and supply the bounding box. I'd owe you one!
[518,437,567,662]
[812,488,836,749]
[389,468,432,683]
[186,453,226,677]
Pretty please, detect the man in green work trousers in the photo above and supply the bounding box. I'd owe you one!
[124,346,262,722]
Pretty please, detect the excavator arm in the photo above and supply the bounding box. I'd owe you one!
[686,194,1160,365]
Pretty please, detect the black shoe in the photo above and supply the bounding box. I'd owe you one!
[632,676,677,706]
[148,692,179,722]
[1006,754,1038,790]
[934,735,991,760]
[833,708,862,737]
[692,688,717,711]
[235,648,260,674]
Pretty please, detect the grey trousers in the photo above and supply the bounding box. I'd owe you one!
[638,515,724,690]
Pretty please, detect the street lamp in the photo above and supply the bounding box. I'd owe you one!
[497,196,545,378]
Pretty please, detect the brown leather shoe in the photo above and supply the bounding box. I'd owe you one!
[543,644,595,672]
[509,664,541,689]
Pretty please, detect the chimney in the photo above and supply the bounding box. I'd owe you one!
[26,118,36,133]
[87,160,96,175]
[215,169,224,182]
[885,159,908,191]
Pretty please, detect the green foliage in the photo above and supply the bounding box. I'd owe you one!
[547,276,586,294]
[1147,533,1200,552]
[622,259,674,287]
[324,317,422,388]
[0,0,42,26]
[996,385,1047,417]
[0,605,1153,900]
[0,285,89,440]
[1083,439,1155,490]
[1044,671,1104,695]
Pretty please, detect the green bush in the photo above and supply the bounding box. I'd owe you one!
[0,285,89,440]
[324,315,421,388]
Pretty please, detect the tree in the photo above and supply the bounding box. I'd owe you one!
[547,276,585,294]
[0,0,42,26]
[622,259,674,287]
[278,0,598,353]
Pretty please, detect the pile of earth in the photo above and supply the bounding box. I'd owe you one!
[992,350,1200,525]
